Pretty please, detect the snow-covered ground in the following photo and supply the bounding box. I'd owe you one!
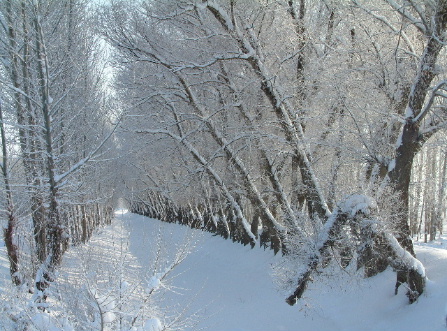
[1,210,447,330]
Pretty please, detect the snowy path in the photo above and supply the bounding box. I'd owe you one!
[2,211,447,331]
[121,212,303,331]
[116,211,447,331]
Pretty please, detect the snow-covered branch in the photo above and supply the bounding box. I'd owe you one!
[137,128,258,244]
[0,78,42,108]
[54,115,122,187]
[286,194,426,305]
[383,0,428,34]
[353,0,417,55]
[413,80,447,123]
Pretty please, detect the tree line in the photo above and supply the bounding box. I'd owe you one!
[0,0,117,297]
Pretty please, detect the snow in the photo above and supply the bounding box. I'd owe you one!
[118,212,447,331]
[143,318,162,331]
[388,158,396,172]
[385,232,426,277]
[405,106,414,119]
[1,211,447,330]
[396,131,403,148]
[339,194,377,217]
[121,280,130,291]
[30,313,59,331]
[147,276,161,292]
[103,311,116,324]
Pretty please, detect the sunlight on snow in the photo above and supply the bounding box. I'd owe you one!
[114,208,129,215]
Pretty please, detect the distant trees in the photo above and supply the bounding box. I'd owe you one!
[410,141,446,241]
[0,0,117,293]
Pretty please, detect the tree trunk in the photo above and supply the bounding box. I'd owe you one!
[389,121,419,255]
[32,3,63,296]
[287,195,426,305]
[388,120,427,300]
[0,99,21,286]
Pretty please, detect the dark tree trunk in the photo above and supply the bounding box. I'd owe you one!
[286,197,426,305]
[5,0,48,265]
[1,95,21,286]
[383,1,447,300]
[389,121,420,256]
[3,212,21,285]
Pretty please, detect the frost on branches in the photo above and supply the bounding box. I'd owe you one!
[286,194,426,306]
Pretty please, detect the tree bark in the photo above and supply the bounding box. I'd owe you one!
[389,121,419,255]
[0,99,21,286]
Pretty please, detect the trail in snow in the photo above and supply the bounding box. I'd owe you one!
[1,210,447,331]
[116,211,447,331]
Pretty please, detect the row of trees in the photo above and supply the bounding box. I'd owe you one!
[1,0,446,311]
[103,0,447,304]
[0,0,117,296]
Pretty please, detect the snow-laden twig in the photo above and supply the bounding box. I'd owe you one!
[54,114,122,187]
[413,80,447,123]
[384,0,428,34]
[352,0,417,56]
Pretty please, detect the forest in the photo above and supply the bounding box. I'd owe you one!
[0,0,447,330]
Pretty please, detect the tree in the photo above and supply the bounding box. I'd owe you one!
[350,0,447,301]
